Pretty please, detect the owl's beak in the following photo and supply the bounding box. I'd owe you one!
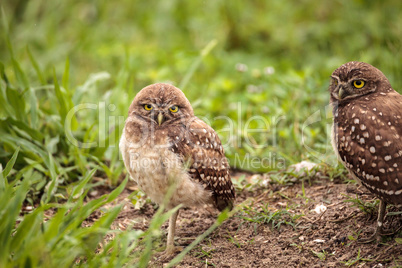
[157,112,165,126]
[338,87,346,99]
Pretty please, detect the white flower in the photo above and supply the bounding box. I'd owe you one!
[314,204,327,214]
[263,66,275,75]
[235,63,248,72]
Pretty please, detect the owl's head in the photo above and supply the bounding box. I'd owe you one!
[329,61,392,103]
[128,83,194,126]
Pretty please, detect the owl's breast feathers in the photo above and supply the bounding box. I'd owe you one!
[121,116,235,211]
[168,117,235,211]
[333,91,402,205]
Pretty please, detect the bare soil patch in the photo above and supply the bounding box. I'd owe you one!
[89,173,402,267]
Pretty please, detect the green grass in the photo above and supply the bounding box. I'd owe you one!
[0,0,401,266]
[343,194,379,216]
[240,202,303,230]
[0,150,232,267]
[0,150,133,267]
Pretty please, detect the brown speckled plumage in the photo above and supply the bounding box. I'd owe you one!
[120,83,235,254]
[329,61,402,240]
[168,117,235,210]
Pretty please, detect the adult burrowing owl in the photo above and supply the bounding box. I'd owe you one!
[120,83,235,254]
[329,61,402,241]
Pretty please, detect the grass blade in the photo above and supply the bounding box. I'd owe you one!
[53,69,68,126]
[68,168,96,202]
[0,175,32,263]
[9,206,45,256]
[2,147,20,178]
[179,39,217,90]
[6,85,26,122]
[27,46,45,85]
[11,57,29,90]
[42,152,59,204]
[62,57,70,90]
[105,176,128,203]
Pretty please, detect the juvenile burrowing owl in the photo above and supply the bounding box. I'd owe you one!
[329,61,402,241]
[120,83,235,255]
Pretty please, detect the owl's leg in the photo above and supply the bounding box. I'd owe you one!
[375,200,387,236]
[165,209,180,255]
[359,200,386,243]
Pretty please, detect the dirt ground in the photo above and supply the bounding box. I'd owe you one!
[92,172,402,267]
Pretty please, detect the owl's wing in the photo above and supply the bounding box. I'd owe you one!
[336,91,402,205]
[168,117,235,211]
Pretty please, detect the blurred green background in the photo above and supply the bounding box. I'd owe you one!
[1,0,401,196]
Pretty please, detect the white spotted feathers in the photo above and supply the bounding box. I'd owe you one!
[330,62,402,205]
[168,117,235,211]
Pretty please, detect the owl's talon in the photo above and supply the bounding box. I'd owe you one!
[357,234,380,244]
[357,228,382,244]
[158,246,183,262]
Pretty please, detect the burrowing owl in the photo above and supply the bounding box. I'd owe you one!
[120,83,235,254]
[329,61,402,241]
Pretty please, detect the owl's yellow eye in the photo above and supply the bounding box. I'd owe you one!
[169,105,179,113]
[144,104,153,111]
[353,80,365,89]
[333,79,338,86]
